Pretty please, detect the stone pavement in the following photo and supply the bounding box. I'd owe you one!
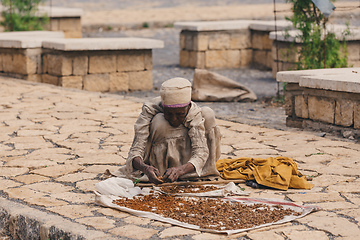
[0,76,360,240]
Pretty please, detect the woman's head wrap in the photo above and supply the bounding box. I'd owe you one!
[160,78,192,108]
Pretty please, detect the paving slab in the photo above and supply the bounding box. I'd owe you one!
[0,77,359,239]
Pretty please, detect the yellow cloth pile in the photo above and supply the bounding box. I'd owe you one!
[216,157,314,191]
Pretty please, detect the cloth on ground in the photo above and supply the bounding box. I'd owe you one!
[191,69,257,102]
[216,157,314,190]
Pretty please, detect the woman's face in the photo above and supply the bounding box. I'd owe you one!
[163,104,190,127]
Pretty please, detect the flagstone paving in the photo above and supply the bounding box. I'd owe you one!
[0,77,359,239]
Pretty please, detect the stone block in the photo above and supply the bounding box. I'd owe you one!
[109,72,129,92]
[189,51,205,68]
[205,50,240,68]
[42,74,59,86]
[252,31,273,50]
[284,92,294,116]
[12,54,37,75]
[295,95,309,118]
[0,54,3,72]
[185,33,194,50]
[208,33,230,50]
[240,49,252,67]
[83,74,110,92]
[26,74,42,83]
[335,99,354,127]
[179,50,189,67]
[144,51,152,70]
[59,76,83,89]
[89,55,116,74]
[253,50,268,68]
[42,54,48,74]
[58,17,81,31]
[354,102,360,129]
[2,53,13,72]
[128,71,152,91]
[308,96,335,124]
[348,60,360,68]
[117,52,145,72]
[252,31,264,50]
[73,56,88,75]
[266,50,273,69]
[49,18,60,31]
[230,31,251,49]
[180,33,186,49]
[346,42,360,61]
[45,54,73,76]
[63,31,82,39]
[272,41,299,62]
[194,33,209,51]
[272,61,278,79]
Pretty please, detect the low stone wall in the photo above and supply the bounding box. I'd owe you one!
[0,33,164,92]
[0,31,65,82]
[176,20,360,79]
[175,20,291,69]
[42,38,163,92]
[277,68,360,137]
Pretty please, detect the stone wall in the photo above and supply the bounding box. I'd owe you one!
[176,20,291,70]
[0,35,163,93]
[277,68,360,137]
[0,32,65,83]
[176,20,360,79]
[179,29,252,69]
[0,48,42,82]
[42,49,153,92]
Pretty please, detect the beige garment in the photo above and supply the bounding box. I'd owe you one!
[114,97,221,181]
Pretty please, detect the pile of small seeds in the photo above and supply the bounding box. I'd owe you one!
[113,193,301,230]
[160,185,220,194]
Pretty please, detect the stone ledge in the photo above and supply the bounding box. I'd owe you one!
[249,20,291,32]
[0,197,116,240]
[301,72,360,94]
[42,38,164,51]
[0,37,63,49]
[174,20,257,31]
[0,31,64,49]
[175,20,292,32]
[276,68,360,84]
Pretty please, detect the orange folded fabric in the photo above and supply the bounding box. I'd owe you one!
[216,157,313,191]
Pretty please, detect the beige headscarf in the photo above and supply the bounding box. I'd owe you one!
[160,77,192,108]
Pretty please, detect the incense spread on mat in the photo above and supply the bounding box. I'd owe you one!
[112,193,301,230]
[160,185,220,194]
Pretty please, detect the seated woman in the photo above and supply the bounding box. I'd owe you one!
[115,77,221,184]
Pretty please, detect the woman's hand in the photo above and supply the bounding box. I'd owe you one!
[143,165,163,184]
[163,162,195,182]
[132,157,163,184]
